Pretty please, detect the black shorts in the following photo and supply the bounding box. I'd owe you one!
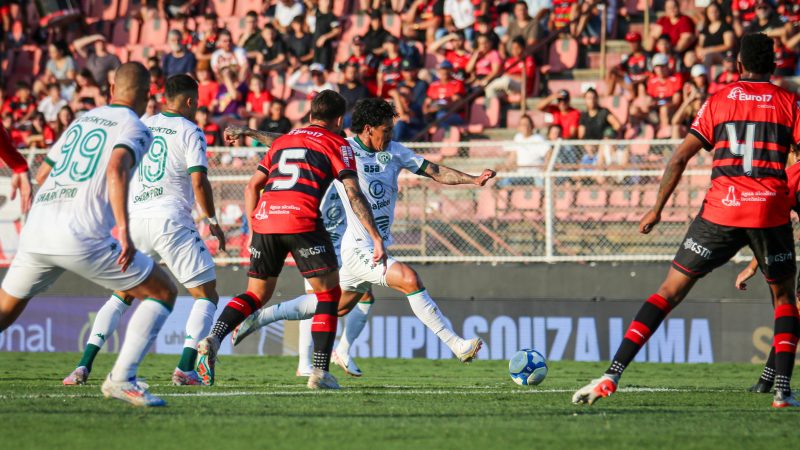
[672,216,796,283]
[248,229,338,280]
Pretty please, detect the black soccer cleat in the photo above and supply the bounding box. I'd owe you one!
[748,379,774,394]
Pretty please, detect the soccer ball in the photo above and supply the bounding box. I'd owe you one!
[508,349,548,386]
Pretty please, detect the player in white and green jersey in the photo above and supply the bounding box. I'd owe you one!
[233,98,496,368]
[60,74,226,387]
[0,63,178,407]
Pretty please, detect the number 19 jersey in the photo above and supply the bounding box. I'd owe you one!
[20,105,153,255]
[129,112,208,230]
[689,81,800,228]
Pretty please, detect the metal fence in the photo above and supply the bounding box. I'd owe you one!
[1,139,753,265]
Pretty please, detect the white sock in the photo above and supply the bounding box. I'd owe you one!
[297,318,313,371]
[406,289,463,355]
[336,301,372,358]
[110,300,171,381]
[255,294,317,326]
[183,298,216,351]
[87,294,130,348]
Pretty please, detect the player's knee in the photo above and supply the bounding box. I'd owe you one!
[399,267,423,293]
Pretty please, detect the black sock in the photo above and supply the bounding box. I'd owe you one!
[211,292,260,341]
[773,304,799,394]
[760,347,776,384]
[311,287,341,372]
[606,293,672,377]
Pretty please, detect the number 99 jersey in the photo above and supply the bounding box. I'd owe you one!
[689,81,800,228]
[21,105,153,254]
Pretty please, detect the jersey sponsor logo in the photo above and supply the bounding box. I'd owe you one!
[369,180,386,199]
[133,184,164,203]
[377,152,392,164]
[765,251,793,266]
[289,128,324,138]
[727,87,772,103]
[683,237,712,259]
[34,182,77,204]
[249,246,262,259]
[722,186,741,207]
[254,201,269,220]
[147,126,177,135]
[375,215,391,234]
[372,199,391,211]
[325,205,343,222]
[363,164,381,173]
[297,245,328,258]
[691,100,709,128]
[341,145,355,167]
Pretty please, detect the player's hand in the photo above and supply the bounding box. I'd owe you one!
[735,265,757,291]
[209,223,226,252]
[224,126,248,145]
[372,240,388,274]
[639,209,661,234]
[10,170,32,214]
[116,230,136,273]
[475,169,497,186]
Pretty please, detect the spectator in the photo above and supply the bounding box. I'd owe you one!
[502,2,539,55]
[362,10,390,56]
[196,61,219,109]
[194,13,221,62]
[606,32,649,97]
[774,36,797,77]
[396,59,429,113]
[474,15,501,48]
[338,62,371,128]
[423,61,466,128]
[72,35,120,93]
[312,0,342,70]
[652,0,695,53]
[535,89,580,139]
[1,113,25,148]
[42,41,76,100]
[197,106,222,146]
[288,63,336,98]
[429,31,471,80]
[24,112,55,149]
[162,29,197,78]
[578,88,623,139]
[484,36,536,100]
[271,0,305,33]
[257,24,288,71]
[149,67,166,103]
[653,33,683,74]
[258,100,293,135]
[572,0,602,45]
[210,29,249,82]
[672,64,709,138]
[550,0,577,32]
[377,36,403,97]
[214,67,247,120]
[441,0,476,41]
[732,0,757,34]
[466,33,503,87]
[2,81,36,126]
[37,83,66,123]
[777,0,800,22]
[54,106,74,138]
[708,51,740,93]
[142,97,160,120]
[238,11,265,65]
[746,1,786,38]
[404,0,444,44]
[499,115,552,187]
[246,74,273,117]
[160,0,201,19]
[697,2,735,65]
[392,61,428,141]
[639,53,683,129]
[286,15,314,68]
[147,55,161,70]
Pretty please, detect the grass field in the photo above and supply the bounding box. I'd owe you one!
[0,353,797,450]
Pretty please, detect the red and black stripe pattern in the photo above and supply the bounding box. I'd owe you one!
[311,286,342,372]
[606,294,674,376]
[210,292,263,341]
[701,121,793,180]
[773,304,799,393]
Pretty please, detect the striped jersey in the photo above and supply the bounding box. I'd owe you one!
[689,81,800,228]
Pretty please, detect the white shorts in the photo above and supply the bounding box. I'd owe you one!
[131,217,216,288]
[338,246,398,294]
[2,240,154,299]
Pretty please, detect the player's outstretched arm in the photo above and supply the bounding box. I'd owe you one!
[192,171,226,252]
[735,257,759,291]
[107,147,136,272]
[224,125,282,147]
[421,161,497,186]
[341,174,388,268]
[639,133,704,234]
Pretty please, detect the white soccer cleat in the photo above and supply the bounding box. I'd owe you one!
[172,368,203,386]
[63,366,89,386]
[101,374,165,407]
[296,366,313,377]
[456,338,483,363]
[572,374,619,406]
[307,368,340,390]
[772,391,800,408]
[231,314,260,346]
[196,335,220,386]
[332,350,363,377]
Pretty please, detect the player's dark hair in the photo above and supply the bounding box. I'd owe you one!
[309,90,347,123]
[739,33,775,75]
[165,74,198,100]
[350,98,398,134]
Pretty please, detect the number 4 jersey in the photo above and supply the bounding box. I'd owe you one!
[21,105,153,255]
[689,81,800,228]
[129,112,208,229]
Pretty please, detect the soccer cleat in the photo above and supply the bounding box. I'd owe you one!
[772,390,800,408]
[572,374,619,405]
[231,314,259,346]
[196,335,220,386]
[332,350,363,377]
[172,368,203,386]
[456,338,483,363]
[748,379,774,394]
[296,366,313,377]
[62,366,89,386]
[307,368,340,390]
[101,374,165,407]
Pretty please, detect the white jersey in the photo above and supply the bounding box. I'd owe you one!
[320,184,346,254]
[129,112,208,229]
[21,105,152,255]
[335,137,426,249]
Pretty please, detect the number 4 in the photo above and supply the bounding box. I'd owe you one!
[726,123,755,176]
[272,149,308,190]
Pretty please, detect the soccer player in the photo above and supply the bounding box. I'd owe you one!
[194,90,386,390]
[232,98,496,370]
[0,62,178,407]
[573,33,800,408]
[0,125,32,214]
[60,74,226,387]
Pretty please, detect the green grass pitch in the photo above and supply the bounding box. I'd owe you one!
[0,353,797,450]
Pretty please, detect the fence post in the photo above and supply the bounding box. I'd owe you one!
[544,141,561,262]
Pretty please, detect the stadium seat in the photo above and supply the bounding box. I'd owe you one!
[139,18,170,48]
[235,0,263,17]
[510,188,543,211]
[82,0,120,21]
[285,99,311,122]
[127,45,158,63]
[346,14,371,39]
[469,98,501,128]
[605,189,640,221]
[602,96,629,126]
[208,0,236,17]
[574,186,608,221]
[554,188,575,221]
[424,52,444,69]
[111,17,141,47]
[265,70,289,100]
[222,16,247,40]
[382,13,402,37]
[545,37,578,73]
[476,189,499,220]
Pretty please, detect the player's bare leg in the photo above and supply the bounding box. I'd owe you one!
[173,281,219,386]
[306,272,343,389]
[0,290,30,332]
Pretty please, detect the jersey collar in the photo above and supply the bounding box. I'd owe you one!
[161,111,182,118]
[353,136,376,153]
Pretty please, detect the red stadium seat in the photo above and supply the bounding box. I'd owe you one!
[127,45,158,63]
[476,189,498,220]
[510,188,543,211]
[602,96,629,126]
[235,0,264,17]
[222,16,246,41]
[111,18,141,47]
[574,186,607,221]
[83,0,120,21]
[139,18,170,48]
[554,188,575,221]
[382,13,402,37]
[469,98,500,128]
[546,37,578,73]
[285,99,311,122]
[605,189,640,221]
[208,0,236,17]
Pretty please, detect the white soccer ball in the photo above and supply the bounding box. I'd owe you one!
[508,349,548,386]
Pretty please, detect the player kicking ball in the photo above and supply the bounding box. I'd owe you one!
[60,74,226,387]
[0,63,178,406]
[573,33,800,408]
[232,98,496,369]
[194,90,387,389]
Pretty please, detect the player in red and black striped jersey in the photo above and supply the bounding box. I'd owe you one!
[196,90,386,390]
[574,33,800,409]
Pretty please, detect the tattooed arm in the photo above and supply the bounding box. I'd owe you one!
[340,174,387,268]
[224,125,283,147]
[639,133,704,234]
[421,161,497,186]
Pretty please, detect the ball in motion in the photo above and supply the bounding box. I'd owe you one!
[508,349,548,386]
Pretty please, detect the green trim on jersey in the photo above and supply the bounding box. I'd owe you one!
[415,159,429,176]
[161,111,181,118]
[108,104,133,111]
[353,136,376,153]
[114,144,138,165]
[187,166,208,174]
[43,156,55,167]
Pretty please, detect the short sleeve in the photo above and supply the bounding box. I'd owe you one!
[689,98,714,150]
[329,138,357,179]
[185,126,209,174]
[113,121,153,166]
[395,143,427,174]
[257,147,272,175]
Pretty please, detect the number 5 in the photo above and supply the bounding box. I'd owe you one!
[726,123,755,176]
[272,149,308,190]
